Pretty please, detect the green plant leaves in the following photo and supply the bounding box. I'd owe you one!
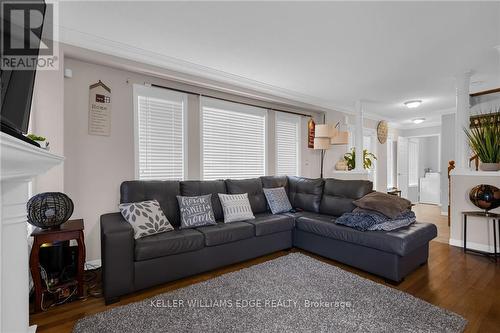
[464,110,500,163]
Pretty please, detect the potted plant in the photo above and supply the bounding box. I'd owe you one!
[27,134,49,150]
[464,111,500,171]
[344,148,377,170]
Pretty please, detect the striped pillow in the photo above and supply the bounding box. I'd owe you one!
[218,193,255,223]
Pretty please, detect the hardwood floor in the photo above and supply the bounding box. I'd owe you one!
[413,203,450,244]
[30,240,500,333]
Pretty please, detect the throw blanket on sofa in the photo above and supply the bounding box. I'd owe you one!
[335,208,416,231]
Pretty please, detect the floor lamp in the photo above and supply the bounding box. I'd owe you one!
[314,124,332,178]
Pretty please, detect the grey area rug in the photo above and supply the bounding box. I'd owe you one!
[74,253,466,333]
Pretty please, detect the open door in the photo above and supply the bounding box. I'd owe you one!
[397,136,409,198]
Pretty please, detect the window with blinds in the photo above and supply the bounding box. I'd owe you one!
[408,139,419,186]
[201,98,267,180]
[276,112,300,176]
[133,85,187,180]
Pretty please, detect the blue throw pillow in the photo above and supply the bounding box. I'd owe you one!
[263,187,292,214]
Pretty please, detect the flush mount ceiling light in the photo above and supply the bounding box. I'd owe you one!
[412,118,425,124]
[404,100,422,109]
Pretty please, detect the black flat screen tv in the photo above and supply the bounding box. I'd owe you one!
[0,0,46,146]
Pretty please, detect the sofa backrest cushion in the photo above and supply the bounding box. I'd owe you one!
[287,176,324,213]
[225,178,267,214]
[260,176,288,191]
[180,180,227,221]
[320,178,373,216]
[120,180,181,227]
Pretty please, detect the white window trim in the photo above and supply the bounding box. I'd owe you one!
[200,97,268,180]
[275,112,301,176]
[133,84,188,180]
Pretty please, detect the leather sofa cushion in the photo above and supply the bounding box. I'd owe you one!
[134,229,204,261]
[260,176,288,190]
[121,181,181,227]
[226,178,267,214]
[320,178,373,216]
[180,180,227,221]
[245,213,295,236]
[296,216,437,256]
[196,222,255,246]
[287,176,324,213]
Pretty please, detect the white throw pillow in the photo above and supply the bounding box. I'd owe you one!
[119,200,174,239]
[218,193,255,223]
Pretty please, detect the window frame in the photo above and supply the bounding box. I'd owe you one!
[133,84,188,181]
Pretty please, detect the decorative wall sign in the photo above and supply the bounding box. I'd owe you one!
[377,120,388,144]
[307,118,315,148]
[88,80,112,136]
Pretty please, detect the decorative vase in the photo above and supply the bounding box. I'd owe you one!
[469,185,500,212]
[479,162,500,171]
[27,192,74,229]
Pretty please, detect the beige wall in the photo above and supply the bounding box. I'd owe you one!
[31,45,65,194]
[61,57,325,261]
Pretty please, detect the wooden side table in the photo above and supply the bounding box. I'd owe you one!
[462,211,500,262]
[30,219,86,312]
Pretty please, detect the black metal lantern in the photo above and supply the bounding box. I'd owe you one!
[27,192,74,229]
[469,185,500,212]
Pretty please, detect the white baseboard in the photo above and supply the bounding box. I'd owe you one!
[449,238,500,253]
[85,259,102,270]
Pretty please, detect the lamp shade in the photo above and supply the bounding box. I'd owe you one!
[314,124,333,138]
[331,130,349,145]
[313,137,330,150]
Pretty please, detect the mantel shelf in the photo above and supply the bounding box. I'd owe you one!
[0,132,64,181]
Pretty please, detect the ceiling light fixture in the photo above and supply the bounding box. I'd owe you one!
[404,100,422,109]
[412,118,425,124]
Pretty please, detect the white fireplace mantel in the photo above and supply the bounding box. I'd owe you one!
[1,132,64,333]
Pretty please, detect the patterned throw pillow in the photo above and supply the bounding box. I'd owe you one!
[218,193,255,223]
[177,194,217,229]
[119,200,174,239]
[263,187,292,214]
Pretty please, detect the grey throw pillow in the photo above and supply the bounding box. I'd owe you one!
[218,193,255,223]
[177,194,217,229]
[263,187,292,214]
[119,200,174,239]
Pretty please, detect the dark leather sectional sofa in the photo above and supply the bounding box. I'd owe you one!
[100,176,437,304]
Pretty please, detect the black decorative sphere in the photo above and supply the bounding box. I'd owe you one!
[469,185,500,212]
[27,192,74,229]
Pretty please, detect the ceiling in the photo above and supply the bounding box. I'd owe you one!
[58,1,500,127]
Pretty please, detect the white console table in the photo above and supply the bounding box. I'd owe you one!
[0,132,63,332]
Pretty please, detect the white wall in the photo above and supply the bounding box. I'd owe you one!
[440,114,455,213]
[419,136,440,175]
[61,57,323,261]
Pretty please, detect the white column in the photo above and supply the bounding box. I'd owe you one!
[454,71,472,170]
[355,100,364,171]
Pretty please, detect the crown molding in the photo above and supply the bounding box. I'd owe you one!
[58,26,355,114]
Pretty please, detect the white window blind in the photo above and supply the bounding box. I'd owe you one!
[202,98,266,180]
[408,139,419,186]
[276,112,300,176]
[134,85,187,180]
